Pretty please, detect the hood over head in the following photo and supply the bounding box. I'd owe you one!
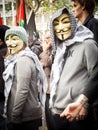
[50,8,76,51]
[50,7,94,56]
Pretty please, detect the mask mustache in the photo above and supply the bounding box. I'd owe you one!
[56,29,69,33]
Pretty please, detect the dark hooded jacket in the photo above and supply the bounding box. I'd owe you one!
[0,46,6,101]
[0,25,9,102]
[83,15,98,44]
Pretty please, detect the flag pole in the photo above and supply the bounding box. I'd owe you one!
[16,0,20,12]
[11,1,15,26]
[2,0,6,25]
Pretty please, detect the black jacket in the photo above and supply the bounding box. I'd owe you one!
[0,45,7,102]
[0,56,5,101]
[83,15,98,104]
[83,15,98,44]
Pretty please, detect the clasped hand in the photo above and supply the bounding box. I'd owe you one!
[60,102,88,121]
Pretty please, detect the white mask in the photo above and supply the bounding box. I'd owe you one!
[53,13,72,41]
[6,34,25,55]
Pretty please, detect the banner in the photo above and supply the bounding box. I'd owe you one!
[16,0,27,28]
[0,14,3,25]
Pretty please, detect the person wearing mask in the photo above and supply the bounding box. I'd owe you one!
[0,25,9,130]
[49,7,98,130]
[3,26,48,130]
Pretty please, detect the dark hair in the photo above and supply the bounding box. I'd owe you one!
[0,25,9,43]
[72,0,96,14]
[62,8,69,14]
[0,25,9,56]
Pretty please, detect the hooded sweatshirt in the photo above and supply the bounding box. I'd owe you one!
[3,47,48,123]
[49,8,98,114]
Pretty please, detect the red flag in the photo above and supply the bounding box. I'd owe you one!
[0,14,3,25]
[16,0,27,28]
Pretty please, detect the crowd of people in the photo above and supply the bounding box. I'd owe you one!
[0,0,98,130]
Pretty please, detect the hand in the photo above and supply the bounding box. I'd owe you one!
[76,107,88,120]
[60,94,88,121]
[43,35,52,51]
[60,102,83,121]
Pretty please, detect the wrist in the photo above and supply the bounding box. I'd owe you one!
[77,94,88,105]
[83,102,89,109]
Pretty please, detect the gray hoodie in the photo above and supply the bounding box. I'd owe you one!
[49,8,98,114]
[3,47,48,123]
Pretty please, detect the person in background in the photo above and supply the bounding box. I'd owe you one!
[3,26,48,130]
[71,0,98,129]
[29,31,43,59]
[39,33,53,130]
[71,0,98,44]
[0,25,9,130]
[49,7,98,130]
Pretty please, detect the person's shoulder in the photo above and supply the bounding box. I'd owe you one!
[84,38,96,44]
[89,16,98,24]
[84,39,98,51]
[17,55,34,65]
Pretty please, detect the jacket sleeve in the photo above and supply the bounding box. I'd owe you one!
[83,65,98,104]
[88,18,98,44]
[82,40,98,104]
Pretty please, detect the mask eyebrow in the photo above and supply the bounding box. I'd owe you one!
[53,20,59,26]
[61,16,70,21]
[53,19,59,23]
[54,16,70,22]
